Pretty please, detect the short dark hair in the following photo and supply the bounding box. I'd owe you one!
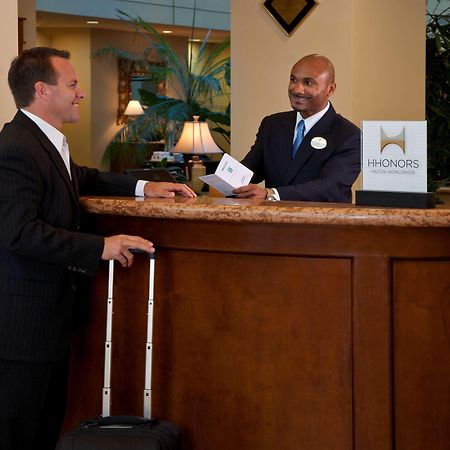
[8,47,71,108]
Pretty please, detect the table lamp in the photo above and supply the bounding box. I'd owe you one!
[172,116,223,193]
[124,100,145,116]
[122,100,145,143]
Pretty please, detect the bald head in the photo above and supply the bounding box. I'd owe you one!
[288,54,337,118]
[295,54,335,83]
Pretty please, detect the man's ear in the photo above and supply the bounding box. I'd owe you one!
[328,82,336,97]
[34,81,50,101]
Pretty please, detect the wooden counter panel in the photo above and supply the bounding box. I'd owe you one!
[154,251,352,450]
[393,260,450,450]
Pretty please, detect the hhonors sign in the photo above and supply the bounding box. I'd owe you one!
[361,121,427,193]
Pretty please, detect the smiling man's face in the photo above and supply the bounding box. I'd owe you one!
[288,56,336,118]
[44,56,85,129]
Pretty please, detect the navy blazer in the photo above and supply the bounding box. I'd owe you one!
[0,111,138,361]
[241,104,361,202]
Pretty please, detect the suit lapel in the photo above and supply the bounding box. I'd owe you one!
[15,111,79,206]
[276,111,298,179]
[284,105,337,185]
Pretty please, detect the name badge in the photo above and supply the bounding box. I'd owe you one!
[311,137,327,150]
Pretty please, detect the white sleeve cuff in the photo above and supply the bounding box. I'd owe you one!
[272,188,281,201]
[135,180,147,197]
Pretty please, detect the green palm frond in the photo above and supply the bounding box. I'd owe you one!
[426,3,450,190]
[95,9,230,159]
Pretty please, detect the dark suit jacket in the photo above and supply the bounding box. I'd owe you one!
[0,111,138,361]
[241,104,361,202]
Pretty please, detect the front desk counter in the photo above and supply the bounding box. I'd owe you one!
[63,196,450,450]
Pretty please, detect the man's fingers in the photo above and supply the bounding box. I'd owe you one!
[118,254,128,267]
[145,181,196,198]
[234,184,254,195]
[176,184,196,197]
[102,235,155,263]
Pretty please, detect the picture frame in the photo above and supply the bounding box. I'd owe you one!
[117,58,166,125]
[263,0,317,35]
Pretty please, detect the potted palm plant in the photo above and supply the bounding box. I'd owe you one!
[426,1,449,199]
[94,9,230,171]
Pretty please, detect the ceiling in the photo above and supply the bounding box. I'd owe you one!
[36,11,230,42]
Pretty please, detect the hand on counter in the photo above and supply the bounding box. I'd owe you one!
[233,184,266,199]
[102,235,155,267]
[144,181,196,198]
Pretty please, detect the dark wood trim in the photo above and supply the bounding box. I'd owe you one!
[18,17,26,54]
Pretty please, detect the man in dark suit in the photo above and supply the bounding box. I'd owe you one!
[234,54,360,202]
[0,47,195,450]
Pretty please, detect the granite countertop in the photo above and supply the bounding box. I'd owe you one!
[80,196,450,228]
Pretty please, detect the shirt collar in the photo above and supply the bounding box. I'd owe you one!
[20,109,66,153]
[295,102,330,135]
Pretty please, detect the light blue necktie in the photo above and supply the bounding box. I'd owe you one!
[292,119,305,158]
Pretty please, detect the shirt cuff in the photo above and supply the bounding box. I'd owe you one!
[272,188,281,201]
[135,180,147,197]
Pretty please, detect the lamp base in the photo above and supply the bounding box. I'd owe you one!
[188,156,206,194]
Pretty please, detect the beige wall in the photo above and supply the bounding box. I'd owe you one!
[351,0,425,121]
[230,0,425,162]
[0,0,19,128]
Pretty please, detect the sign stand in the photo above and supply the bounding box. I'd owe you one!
[355,190,436,209]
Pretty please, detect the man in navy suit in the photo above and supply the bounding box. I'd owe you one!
[0,47,195,450]
[234,54,360,203]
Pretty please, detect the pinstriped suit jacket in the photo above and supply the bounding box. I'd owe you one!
[0,110,138,361]
[241,104,361,202]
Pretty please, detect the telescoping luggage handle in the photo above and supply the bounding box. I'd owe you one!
[102,250,155,420]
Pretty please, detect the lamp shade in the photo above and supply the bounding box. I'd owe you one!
[124,100,144,116]
[172,116,223,154]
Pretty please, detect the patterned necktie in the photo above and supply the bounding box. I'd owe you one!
[61,137,72,179]
[292,119,305,158]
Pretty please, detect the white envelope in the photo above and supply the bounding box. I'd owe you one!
[199,153,253,196]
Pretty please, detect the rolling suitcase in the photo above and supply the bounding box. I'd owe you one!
[56,251,181,450]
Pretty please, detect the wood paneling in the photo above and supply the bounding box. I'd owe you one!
[62,212,450,450]
[352,256,393,450]
[154,251,352,450]
[393,261,450,450]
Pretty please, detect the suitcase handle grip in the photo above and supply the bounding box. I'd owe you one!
[129,248,155,259]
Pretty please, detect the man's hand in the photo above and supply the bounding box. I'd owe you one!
[102,235,155,267]
[233,184,267,199]
[144,181,196,198]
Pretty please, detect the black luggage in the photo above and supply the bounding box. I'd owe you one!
[56,252,181,450]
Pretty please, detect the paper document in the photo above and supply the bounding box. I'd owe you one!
[199,153,254,196]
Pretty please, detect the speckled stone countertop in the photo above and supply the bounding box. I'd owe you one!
[80,196,450,228]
